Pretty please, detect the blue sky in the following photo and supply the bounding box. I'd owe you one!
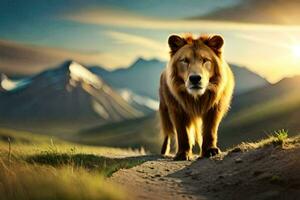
[0,0,239,50]
[1,0,300,82]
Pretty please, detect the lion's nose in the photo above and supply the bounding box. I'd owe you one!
[189,75,201,85]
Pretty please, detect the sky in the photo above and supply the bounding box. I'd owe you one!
[1,0,300,82]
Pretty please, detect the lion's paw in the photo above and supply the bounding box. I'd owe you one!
[174,152,192,161]
[203,147,220,158]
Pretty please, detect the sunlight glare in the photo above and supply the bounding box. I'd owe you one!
[292,45,300,58]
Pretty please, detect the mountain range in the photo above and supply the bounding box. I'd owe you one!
[90,58,269,99]
[0,61,142,134]
[0,58,269,135]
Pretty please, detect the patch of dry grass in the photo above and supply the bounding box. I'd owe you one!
[228,130,296,153]
[0,127,144,157]
[0,158,126,200]
[0,128,147,200]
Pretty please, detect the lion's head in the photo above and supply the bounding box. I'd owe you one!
[166,34,224,98]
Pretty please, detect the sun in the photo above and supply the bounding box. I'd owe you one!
[292,45,300,58]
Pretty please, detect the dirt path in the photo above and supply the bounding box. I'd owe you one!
[110,137,300,200]
[111,157,196,200]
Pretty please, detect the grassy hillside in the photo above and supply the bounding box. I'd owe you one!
[219,76,300,148]
[0,128,149,200]
[0,160,125,200]
[1,128,298,199]
[76,113,161,153]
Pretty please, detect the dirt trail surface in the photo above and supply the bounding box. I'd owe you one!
[110,137,300,200]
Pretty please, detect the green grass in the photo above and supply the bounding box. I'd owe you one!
[0,127,144,156]
[273,129,288,146]
[227,92,300,126]
[26,152,148,177]
[228,129,291,152]
[270,175,284,185]
[0,128,149,200]
[0,158,126,200]
[76,114,161,153]
[0,127,63,145]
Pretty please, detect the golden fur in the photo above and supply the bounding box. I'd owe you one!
[159,34,234,160]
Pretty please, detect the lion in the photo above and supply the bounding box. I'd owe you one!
[159,34,234,160]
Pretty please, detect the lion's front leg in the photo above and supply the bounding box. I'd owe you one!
[202,106,223,158]
[173,115,193,161]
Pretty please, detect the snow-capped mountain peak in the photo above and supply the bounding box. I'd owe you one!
[0,74,17,91]
[119,89,159,111]
[0,73,31,92]
[69,61,103,89]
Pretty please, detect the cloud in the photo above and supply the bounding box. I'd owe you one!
[0,39,134,75]
[65,7,300,31]
[233,33,292,49]
[103,31,169,61]
[105,31,165,50]
[192,0,300,25]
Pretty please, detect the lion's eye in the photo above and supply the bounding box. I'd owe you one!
[202,58,210,63]
[180,58,189,65]
[203,60,212,70]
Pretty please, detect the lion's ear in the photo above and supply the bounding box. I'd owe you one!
[206,35,224,54]
[168,35,186,55]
